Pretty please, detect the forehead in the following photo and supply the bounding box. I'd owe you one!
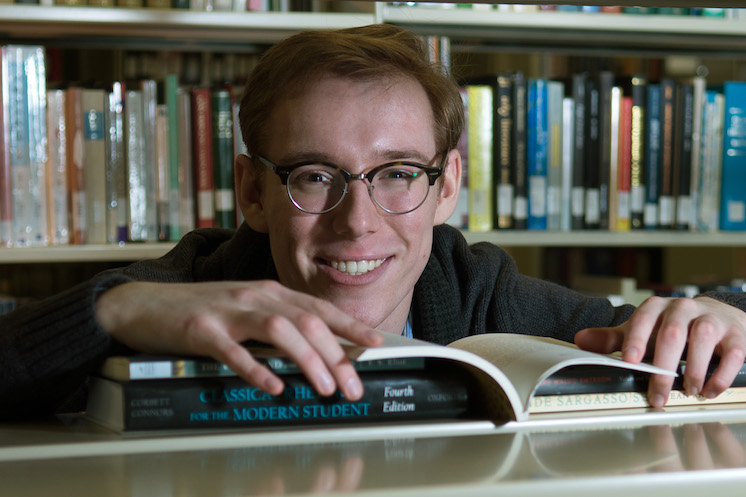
[265,74,437,161]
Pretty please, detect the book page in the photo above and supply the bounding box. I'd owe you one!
[447,333,675,413]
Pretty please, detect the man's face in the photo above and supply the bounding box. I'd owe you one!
[238,75,459,333]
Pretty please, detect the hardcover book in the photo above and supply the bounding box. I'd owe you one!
[465,84,493,232]
[86,333,673,432]
[719,81,746,231]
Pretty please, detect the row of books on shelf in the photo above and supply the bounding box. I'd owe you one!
[4,0,314,11]
[400,3,746,19]
[85,332,746,432]
[0,44,245,248]
[447,71,746,233]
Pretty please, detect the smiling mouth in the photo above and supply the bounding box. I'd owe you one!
[329,258,386,276]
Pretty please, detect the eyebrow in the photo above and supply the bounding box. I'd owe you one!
[278,149,435,166]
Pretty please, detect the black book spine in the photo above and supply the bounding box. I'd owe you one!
[512,72,528,229]
[117,370,473,431]
[583,77,600,229]
[675,82,694,231]
[495,73,514,229]
[658,79,677,230]
[571,72,587,230]
[597,71,615,231]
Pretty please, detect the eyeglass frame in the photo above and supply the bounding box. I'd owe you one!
[248,152,447,215]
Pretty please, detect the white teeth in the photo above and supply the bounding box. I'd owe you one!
[330,258,384,276]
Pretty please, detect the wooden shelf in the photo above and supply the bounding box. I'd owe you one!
[461,230,746,247]
[0,5,375,50]
[0,243,175,264]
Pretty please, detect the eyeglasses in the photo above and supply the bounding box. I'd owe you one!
[250,153,446,215]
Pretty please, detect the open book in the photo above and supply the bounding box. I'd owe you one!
[97,332,674,425]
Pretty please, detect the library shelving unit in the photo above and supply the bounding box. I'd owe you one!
[1,1,745,296]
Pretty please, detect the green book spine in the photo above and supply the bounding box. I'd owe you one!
[210,88,236,229]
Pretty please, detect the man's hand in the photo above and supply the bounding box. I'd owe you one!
[95,281,383,401]
[574,296,746,408]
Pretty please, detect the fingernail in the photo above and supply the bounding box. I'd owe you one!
[345,377,363,400]
[623,346,639,361]
[703,390,716,400]
[685,383,699,397]
[649,394,665,408]
[264,376,284,395]
[319,371,335,395]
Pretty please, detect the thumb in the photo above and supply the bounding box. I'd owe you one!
[574,327,625,355]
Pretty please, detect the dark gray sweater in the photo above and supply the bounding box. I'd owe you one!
[2,224,744,418]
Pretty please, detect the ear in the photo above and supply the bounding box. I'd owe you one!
[234,154,270,233]
[433,148,462,225]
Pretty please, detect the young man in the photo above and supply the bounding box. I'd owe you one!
[2,24,745,419]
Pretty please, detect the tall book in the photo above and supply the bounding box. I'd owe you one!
[657,79,676,229]
[466,84,493,232]
[177,88,196,236]
[527,78,548,230]
[164,74,182,241]
[643,83,661,230]
[138,80,160,242]
[6,45,48,246]
[495,73,514,229]
[719,81,746,230]
[192,87,215,229]
[616,94,633,232]
[688,76,707,232]
[211,88,236,229]
[81,88,108,245]
[597,71,615,230]
[125,89,157,242]
[583,76,600,229]
[0,47,11,246]
[511,72,528,230]
[45,89,70,245]
[607,86,622,231]
[65,87,86,244]
[546,80,564,231]
[560,96,575,232]
[696,90,724,232]
[629,75,647,229]
[674,81,694,231]
[105,82,128,244]
[570,72,587,230]
[155,104,171,241]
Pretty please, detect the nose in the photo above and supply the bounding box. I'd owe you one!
[330,178,381,237]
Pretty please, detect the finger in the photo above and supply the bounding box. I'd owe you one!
[703,423,746,468]
[574,327,625,354]
[620,296,669,363]
[683,423,714,470]
[680,315,719,397]
[647,299,695,407]
[701,340,746,399]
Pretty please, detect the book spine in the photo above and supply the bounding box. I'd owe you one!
[719,81,746,230]
[105,82,128,244]
[139,80,160,242]
[81,88,108,245]
[466,85,493,232]
[560,96,574,232]
[607,86,621,231]
[674,82,694,231]
[696,91,724,232]
[65,87,86,244]
[96,370,472,431]
[165,74,182,241]
[527,78,547,230]
[124,90,153,242]
[643,83,661,229]
[0,47,11,246]
[546,80,564,231]
[688,76,706,233]
[155,104,171,241]
[495,73,514,229]
[597,71,615,230]
[570,72,587,230]
[177,88,196,235]
[616,95,632,232]
[657,79,676,229]
[511,72,528,229]
[583,77,600,229]
[211,88,236,229]
[45,89,70,245]
[629,75,646,230]
[192,88,215,229]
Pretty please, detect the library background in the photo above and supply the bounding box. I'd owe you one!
[1,0,745,311]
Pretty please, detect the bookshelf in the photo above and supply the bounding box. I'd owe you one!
[1,2,745,298]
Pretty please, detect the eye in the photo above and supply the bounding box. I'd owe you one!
[292,166,337,185]
[379,165,421,181]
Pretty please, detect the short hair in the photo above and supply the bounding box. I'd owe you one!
[238,24,464,160]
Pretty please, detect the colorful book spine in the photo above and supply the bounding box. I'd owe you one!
[87,369,472,432]
[616,95,632,232]
[65,87,86,244]
[192,88,215,229]
[527,78,548,230]
[719,81,746,230]
[211,88,236,229]
[81,88,108,245]
[466,84,493,232]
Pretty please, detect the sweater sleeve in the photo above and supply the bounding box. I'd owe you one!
[0,271,132,419]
